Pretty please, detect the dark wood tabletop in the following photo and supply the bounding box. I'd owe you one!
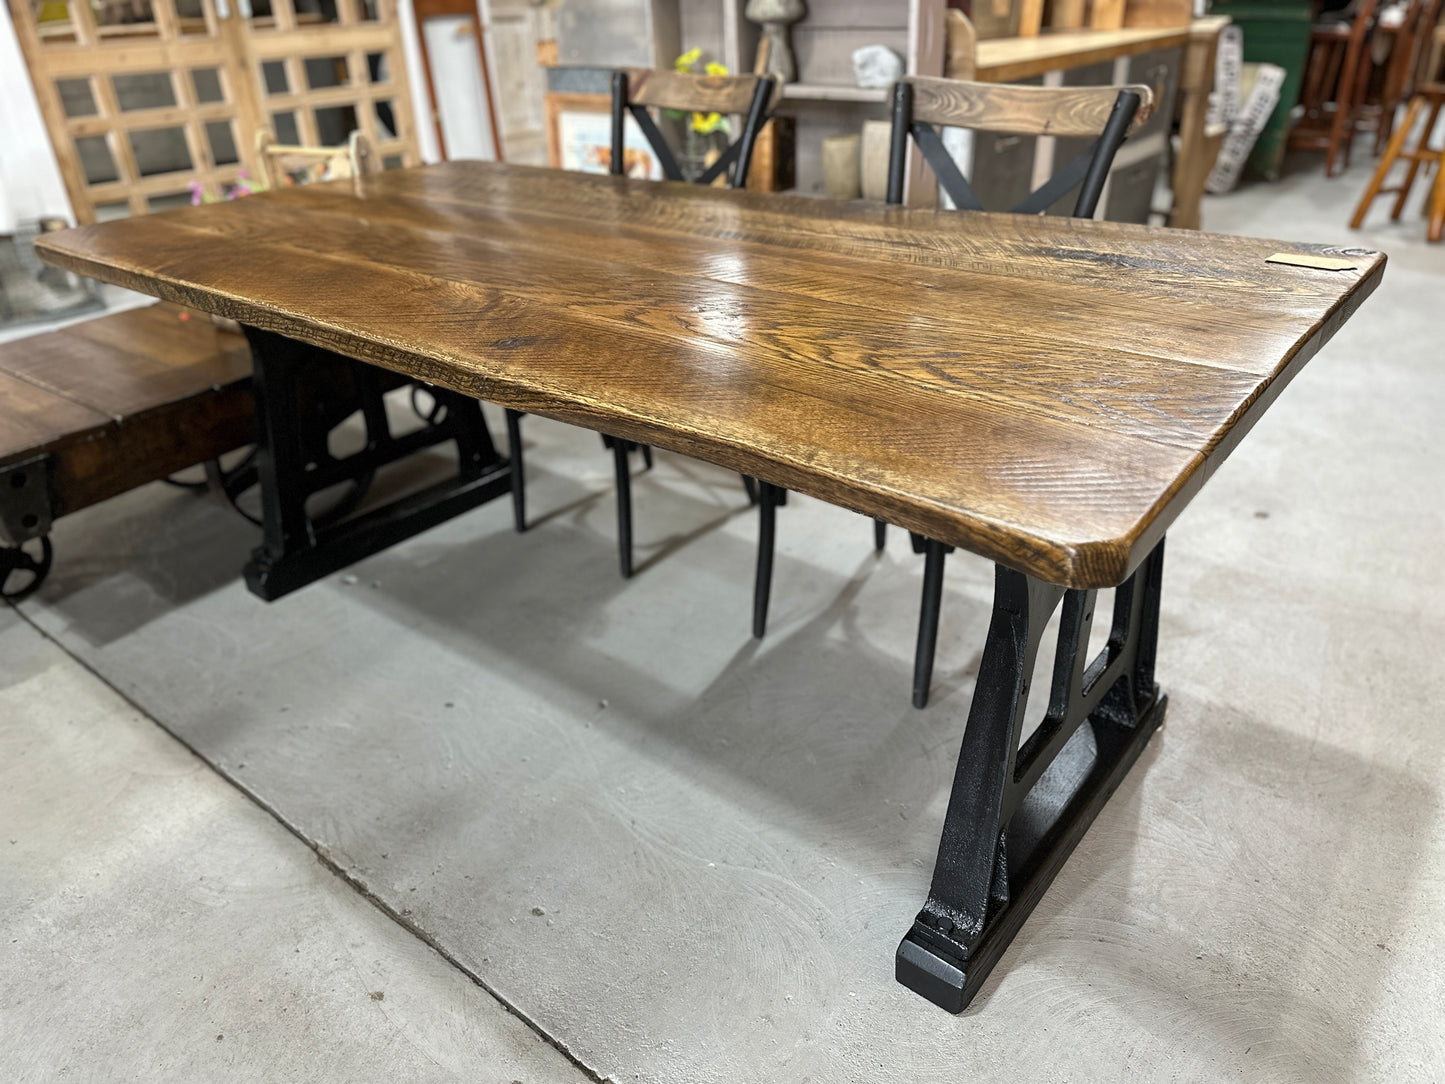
[34,162,1385,588]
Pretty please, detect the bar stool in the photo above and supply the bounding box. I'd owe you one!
[1289,0,1381,177]
[1349,82,1445,240]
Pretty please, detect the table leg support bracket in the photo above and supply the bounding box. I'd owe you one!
[897,540,1167,1012]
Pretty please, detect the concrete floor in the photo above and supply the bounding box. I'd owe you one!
[2,147,1443,1081]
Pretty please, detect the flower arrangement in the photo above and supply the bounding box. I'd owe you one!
[673,48,731,137]
[189,171,263,206]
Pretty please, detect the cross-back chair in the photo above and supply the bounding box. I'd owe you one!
[505,67,775,575]
[750,76,1152,710]
[255,129,376,189]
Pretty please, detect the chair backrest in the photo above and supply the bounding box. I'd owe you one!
[610,68,776,189]
[886,76,1154,218]
[255,130,376,189]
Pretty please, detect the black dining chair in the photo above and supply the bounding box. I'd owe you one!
[750,75,1153,708]
[506,66,776,578]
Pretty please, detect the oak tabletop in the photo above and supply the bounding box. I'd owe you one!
[35,162,1384,588]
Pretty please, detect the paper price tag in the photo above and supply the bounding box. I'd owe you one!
[1266,252,1361,272]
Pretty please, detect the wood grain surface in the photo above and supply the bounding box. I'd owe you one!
[33,162,1384,587]
[624,68,769,115]
[0,370,110,465]
[0,303,255,514]
[973,24,1191,82]
[907,76,1154,136]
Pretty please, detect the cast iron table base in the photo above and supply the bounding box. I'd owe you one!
[897,540,1166,1011]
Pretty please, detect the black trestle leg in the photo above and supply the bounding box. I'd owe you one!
[612,439,633,579]
[874,518,887,552]
[505,408,526,532]
[248,333,314,570]
[912,538,952,709]
[240,327,512,601]
[752,481,784,639]
[895,539,1167,1012]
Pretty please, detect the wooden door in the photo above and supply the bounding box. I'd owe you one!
[7,0,422,223]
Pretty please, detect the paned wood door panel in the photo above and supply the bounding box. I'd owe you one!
[8,0,421,222]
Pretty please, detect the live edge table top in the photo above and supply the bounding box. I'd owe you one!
[35,162,1384,589]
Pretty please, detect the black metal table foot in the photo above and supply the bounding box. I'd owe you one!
[897,540,1166,1012]
[241,327,513,601]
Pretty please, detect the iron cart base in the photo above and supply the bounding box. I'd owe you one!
[897,540,1166,1012]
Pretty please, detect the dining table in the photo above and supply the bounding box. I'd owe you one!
[34,161,1385,1012]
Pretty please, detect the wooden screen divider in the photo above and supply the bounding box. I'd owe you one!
[8,0,422,224]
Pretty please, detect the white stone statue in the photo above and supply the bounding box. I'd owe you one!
[852,44,904,90]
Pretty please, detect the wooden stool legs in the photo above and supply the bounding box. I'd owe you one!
[1389,98,1438,220]
[1430,156,1445,242]
[1350,88,1445,238]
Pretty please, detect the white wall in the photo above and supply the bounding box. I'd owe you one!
[396,0,444,163]
[0,4,74,231]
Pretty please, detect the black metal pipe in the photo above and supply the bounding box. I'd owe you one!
[886,80,914,205]
[505,407,525,532]
[753,481,782,639]
[612,440,633,578]
[733,76,775,189]
[610,71,628,177]
[912,538,948,708]
[1074,89,1141,218]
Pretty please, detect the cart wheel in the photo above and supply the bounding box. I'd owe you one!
[1,536,53,602]
[160,471,210,492]
[212,448,374,529]
[208,449,263,526]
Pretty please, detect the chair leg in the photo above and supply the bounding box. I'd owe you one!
[912,538,950,710]
[1327,36,1367,178]
[874,518,887,552]
[1400,99,1445,219]
[1352,96,1420,228]
[612,439,633,578]
[1428,150,1445,242]
[753,482,784,639]
[1344,40,1375,173]
[504,408,526,532]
